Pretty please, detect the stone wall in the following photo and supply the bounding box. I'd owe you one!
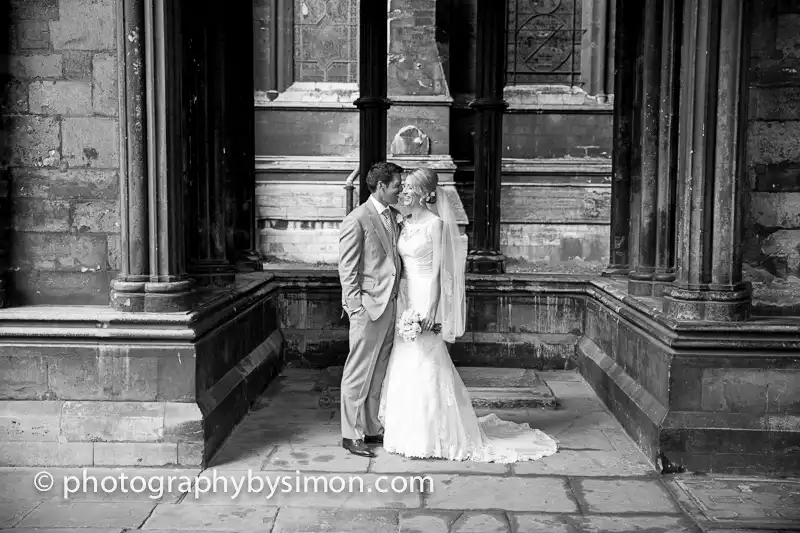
[1,0,120,305]
[744,0,800,315]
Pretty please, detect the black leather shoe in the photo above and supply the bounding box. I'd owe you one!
[342,438,375,457]
[364,434,384,445]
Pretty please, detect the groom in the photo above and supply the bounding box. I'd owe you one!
[337,161,404,457]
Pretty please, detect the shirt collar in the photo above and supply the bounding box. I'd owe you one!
[370,195,389,215]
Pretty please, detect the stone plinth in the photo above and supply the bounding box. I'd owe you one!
[0,275,283,467]
[315,367,557,409]
[274,270,585,370]
[581,277,800,476]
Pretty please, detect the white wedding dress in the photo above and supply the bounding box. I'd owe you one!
[378,216,559,463]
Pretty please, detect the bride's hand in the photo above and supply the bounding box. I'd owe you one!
[420,313,436,331]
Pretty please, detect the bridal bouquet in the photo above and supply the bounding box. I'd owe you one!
[397,308,442,342]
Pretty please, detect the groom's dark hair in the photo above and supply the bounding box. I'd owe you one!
[365,162,404,192]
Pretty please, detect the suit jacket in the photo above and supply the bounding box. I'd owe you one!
[338,199,402,321]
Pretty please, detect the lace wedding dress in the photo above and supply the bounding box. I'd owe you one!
[378,216,559,463]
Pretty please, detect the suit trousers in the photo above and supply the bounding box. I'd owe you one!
[340,297,397,440]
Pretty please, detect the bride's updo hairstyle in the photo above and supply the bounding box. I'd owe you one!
[406,168,438,205]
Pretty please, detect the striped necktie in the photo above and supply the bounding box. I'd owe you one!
[380,209,395,242]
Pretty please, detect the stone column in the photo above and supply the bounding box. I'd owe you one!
[110,0,194,312]
[663,0,752,321]
[628,0,662,296]
[0,169,8,308]
[185,0,235,287]
[229,0,261,271]
[604,0,639,276]
[653,0,682,295]
[355,0,391,204]
[581,0,616,102]
[467,0,507,274]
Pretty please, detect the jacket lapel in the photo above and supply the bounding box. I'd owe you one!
[364,199,391,255]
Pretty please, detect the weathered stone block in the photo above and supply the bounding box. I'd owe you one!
[777,13,800,58]
[178,442,204,466]
[507,296,583,334]
[72,200,119,233]
[501,223,609,269]
[766,370,800,413]
[762,229,800,276]
[92,54,117,116]
[11,199,71,232]
[750,192,800,228]
[0,79,29,113]
[748,121,800,165]
[503,114,613,159]
[8,270,112,305]
[3,54,62,78]
[62,117,119,168]
[49,0,115,50]
[750,87,800,120]
[0,401,63,442]
[163,402,203,442]
[60,401,164,442]
[94,442,178,466]
[29,80,92,116]
[10,0,59,20]
[17,20,51,50]
[10,168,119,200]
[106,234,120,270]
[0,441,94,466]
[46,347,159,401]
[501,186,611,224]
[387,105,450,154]
[254,109,359,157]
[0,354,49,400]
[11,233,107,271]
[1,115,60,167]
[61,50,93,80]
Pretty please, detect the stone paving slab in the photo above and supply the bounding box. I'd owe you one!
[141,503,278,531]
[264,444,371,473]
[182,470,424,508]
[666,476,800,530]
[398,510,461,533]
[271,507,398,533]
[575,479,682,514]
[512,449,656,477]
[0,468,194,503]
[0,500,39,528]
[370,449,508,475]
[424,475,579,512]
[451,512,510,532]
[13,501,155,529]
[316,366,557,409]
[1,529,124,533]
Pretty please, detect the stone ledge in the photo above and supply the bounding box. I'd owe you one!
[0,274,278,342]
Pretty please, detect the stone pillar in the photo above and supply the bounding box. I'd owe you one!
[355,0,391,204]
[111,0,194,312]
[229,0,261,271]
[581,0,616,102]
[628,0,662,296]
[663,0,752,321]
[467,0,507,274]
[185,0,235,287]
[653,0,682,295]
[0,169,8,308]
[604,0,639,276]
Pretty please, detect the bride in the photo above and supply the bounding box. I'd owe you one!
[378,168,559,463]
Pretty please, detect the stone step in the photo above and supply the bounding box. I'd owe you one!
[315,366,557,410]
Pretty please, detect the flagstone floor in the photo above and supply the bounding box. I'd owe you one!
[1,368,798,532]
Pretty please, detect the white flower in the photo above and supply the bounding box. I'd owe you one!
[397,308,423,342]
[395,213,404,225]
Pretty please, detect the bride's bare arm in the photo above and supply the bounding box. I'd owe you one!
[425,217,445,329]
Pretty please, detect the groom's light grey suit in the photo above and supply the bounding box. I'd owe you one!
[338,196,402,440]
